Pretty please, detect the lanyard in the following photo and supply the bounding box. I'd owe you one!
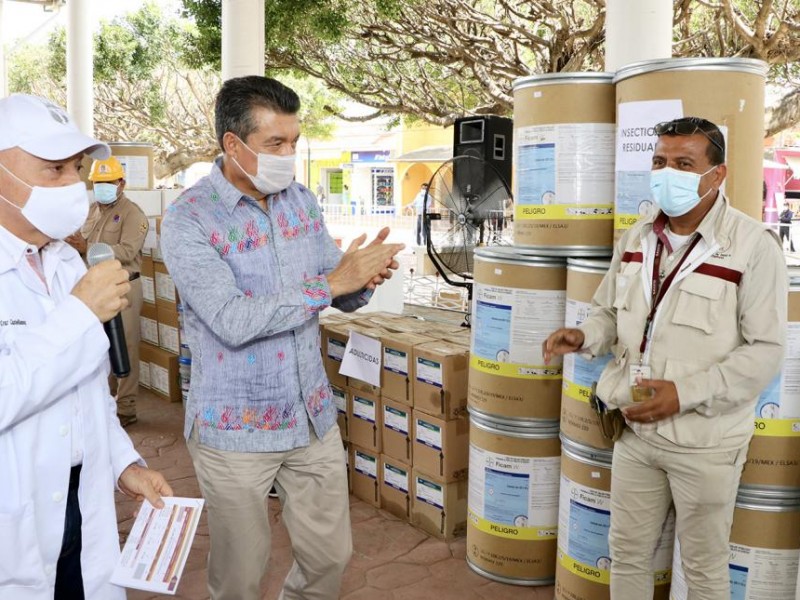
[638,235,702,357]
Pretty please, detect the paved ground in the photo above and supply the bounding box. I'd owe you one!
[117,389,556,599]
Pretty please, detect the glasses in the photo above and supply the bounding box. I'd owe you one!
[654,118,725,156]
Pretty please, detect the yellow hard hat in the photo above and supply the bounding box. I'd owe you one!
[88,156,125,182]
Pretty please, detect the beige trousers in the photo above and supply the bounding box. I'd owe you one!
[609,429,746,600]
[109,277,142,418]
[188,423,352,600]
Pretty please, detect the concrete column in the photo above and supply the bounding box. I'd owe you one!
[0,0,6,98]
[66,0,93,135]
[605,0,672,72]
[222,0,265,81]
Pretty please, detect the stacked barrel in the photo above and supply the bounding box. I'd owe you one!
[467,57,779,595]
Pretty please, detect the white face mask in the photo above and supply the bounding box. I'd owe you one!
[231,136,296,196]
[0,162,89,240]
[94,182,120,205]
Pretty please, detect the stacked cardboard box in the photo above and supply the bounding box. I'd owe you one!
[321,314,471,540]
[139,218,183,402]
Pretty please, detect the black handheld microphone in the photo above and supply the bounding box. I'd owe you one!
[87,243,131,378]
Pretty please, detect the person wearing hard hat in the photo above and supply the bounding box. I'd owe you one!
[65,156,149,427]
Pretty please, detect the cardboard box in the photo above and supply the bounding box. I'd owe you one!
[344,442,352,493]
[348,388,382,453]
[322,323,349,388]
[382,398,412,465]
[381,332,437,406]
[157,304,180,354]
[138,341,154,389]
[139,302,159,346]
[412,411,469,482]
[413,341,470,420]
[331,384,349,442]
[151,217,164,262]
[381,455,411,521]
[140,255,156,305]
[148,344,181,402]
[154,260,179,311]
[351,446,381,507]
[411,470,468,540]
[142,216,158,257]
[346,326,386,396]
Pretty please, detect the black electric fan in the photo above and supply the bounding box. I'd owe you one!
[422,155,514,319]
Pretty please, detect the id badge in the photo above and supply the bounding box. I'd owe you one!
[629,364,651,386]
[629,364,653,403]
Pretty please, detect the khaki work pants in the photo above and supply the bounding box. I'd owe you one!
[109,277,142,419]
[609,429,746,600]
[188,423,352,600]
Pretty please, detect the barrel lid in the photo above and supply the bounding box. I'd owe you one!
[736,486,800,511]
[514,72,615,91]
[567,257,612,272]
[469,408,559,439]
[474,246,567,266]
[613,57,768,84]
[560,434,613,466]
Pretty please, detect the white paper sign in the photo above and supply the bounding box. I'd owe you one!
[111,497,204,595]
[340,331,382,387]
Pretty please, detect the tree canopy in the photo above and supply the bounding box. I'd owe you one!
[182,0,800,133]
[8,1,340,178]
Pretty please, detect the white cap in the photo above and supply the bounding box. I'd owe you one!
[0,94,110,160]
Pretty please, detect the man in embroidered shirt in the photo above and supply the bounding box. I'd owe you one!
[161,76,403,600]
[543,117,786,600]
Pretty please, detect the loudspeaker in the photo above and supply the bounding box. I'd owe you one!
[452,115,513,196]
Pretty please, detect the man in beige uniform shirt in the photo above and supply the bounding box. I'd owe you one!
[543,117,787,600]
[66,157,148,426]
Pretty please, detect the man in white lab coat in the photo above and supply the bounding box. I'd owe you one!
[0,94,172,600]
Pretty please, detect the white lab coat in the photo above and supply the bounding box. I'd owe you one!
[0,228,142,600]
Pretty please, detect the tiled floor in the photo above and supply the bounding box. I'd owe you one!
[118,390,555,599]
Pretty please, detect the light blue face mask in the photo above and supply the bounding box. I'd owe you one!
[94,182,119,204]
[649,166,717,217]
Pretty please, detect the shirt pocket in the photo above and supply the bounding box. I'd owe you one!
[671,276,725,334]
[613,268,640,311]
[0,501,45,587]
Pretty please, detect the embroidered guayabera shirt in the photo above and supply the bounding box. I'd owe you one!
[161,159,369,452]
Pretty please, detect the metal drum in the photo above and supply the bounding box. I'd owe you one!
[561,259,614,450]
[671,488,800,599]
[613,58,768,238]
[467,411,561,585]
[557,436,674,600]
[512,72,616,252]
[742,274,800,490]
[469,247,567,422]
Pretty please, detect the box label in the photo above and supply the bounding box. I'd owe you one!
[139,361,151,388]
[354,451,377,479]
[155,271,176,302]
[384,463,409,493]
[327,338,346,362]
[150,364,169,395]
[158,323,180,354]
[140,317,159,346]
[384,405,409,434]
[416,476,444,509]
[142,276,155,304]
[384,347,408,375]
[416,357,443,388]
[415,418,443,450]
[332,386,346,414]
[352,396,376,423]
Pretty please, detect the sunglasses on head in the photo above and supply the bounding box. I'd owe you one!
[654,118,725,155]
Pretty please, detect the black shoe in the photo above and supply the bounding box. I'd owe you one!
[119,415,138,428]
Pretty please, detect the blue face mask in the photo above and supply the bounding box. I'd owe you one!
[649,166,716,217]
[94,182,119,205]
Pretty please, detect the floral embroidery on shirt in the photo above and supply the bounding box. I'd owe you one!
[277,351,285,361]
[217,351,224,363]
[301,275,331,313]
[276,204,324,240]
[200,404,298,431]
[305,384,332,418]
[210,220,268,257]
[247,353,257,365]
[244,289,253,298]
